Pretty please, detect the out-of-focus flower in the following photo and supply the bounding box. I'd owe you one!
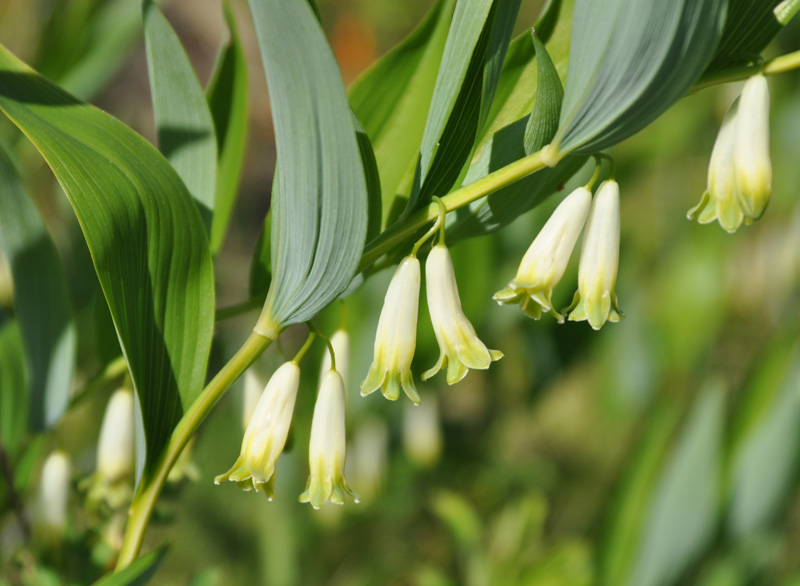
[35,450,71,548]
[689,74,771,232]
[345,417,388,504]
[361,256,421,403]
[403,395,442,468]
[687,99,749,232]
[423,244,501,384]
[320,328,350,388]
[85,389,135,509]
[215,361,300,500]
[494,187,591,321]
[734,74,771,221]
[300,370,358,509]
[566,179,624,329]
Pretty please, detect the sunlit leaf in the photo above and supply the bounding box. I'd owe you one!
[0,45,215,475]
[207,2,249,254]
[142,0,217,227]
[249,0,369,334]
[0,144,75,432]
[349,0,455,227]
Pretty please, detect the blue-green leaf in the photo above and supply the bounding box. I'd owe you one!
[207,2,249,254]
[249,0,369,335]
[0,143,75,432]
[0,45,215,475]
[551,0,727,156]
[142,0,217,228]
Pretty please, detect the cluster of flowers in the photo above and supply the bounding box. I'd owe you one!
[494,178,624,330]
[688,74,772,233]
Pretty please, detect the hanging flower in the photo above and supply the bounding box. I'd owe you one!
[35,450,71,549]
[734,73,771,221]
[360,256,421,404]
[84,389,135,509]
[494,186,592,321]
[423,244,502,384]
[215,361,300,500]
[687,99,749,232]
[300,369,358,508]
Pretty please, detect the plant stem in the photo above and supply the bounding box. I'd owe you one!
[691,48,800,93]
[359,151,546,270]
[115,330,273,570]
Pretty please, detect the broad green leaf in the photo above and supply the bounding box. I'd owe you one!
[207,3,249,254]
[407,0,520,214]
[0,320,27,454]
[0,45,215,474]
[727,339,800,538]
[94,546,167,586]
[706,0,788,73]
[349,0,455,227]
[0,144,75,431]
[524,31,563,154]
[629,384,724,586]
[142,0,217,228]
[57,0,142,101]
[551,0,727,156]
[249,0,369,333]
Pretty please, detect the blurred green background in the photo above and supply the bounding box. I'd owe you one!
[1,1,799,585]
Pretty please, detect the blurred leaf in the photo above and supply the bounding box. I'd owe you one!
[349,0,455,227]
[727,340,800,538]
[0,143,75,431]
[0,320,27,454]
[207,3,249,254]
[407,0,520,214]
[629,383,725,586]
[552,0,727,155]
[249,0,369,330]
[0,434,44,515]
[431,490,482,550]
[58,0,142,100]
[706,0,788,72]
[143,0,217,228]
[94,546,167,586]
[0,45,215,476]
[249,211,271,300]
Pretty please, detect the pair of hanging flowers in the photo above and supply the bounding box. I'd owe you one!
[688,73,772,233]
[494,171,624,331]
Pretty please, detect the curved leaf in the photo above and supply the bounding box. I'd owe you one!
[0,45,215,474]
[207,2,249,254]
[249,0,369,334]
[552,0,727,155]
[94,545,167,586]
[0,143,75,431]
[143,0,217,228]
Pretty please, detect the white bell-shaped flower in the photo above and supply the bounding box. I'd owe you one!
[734,73,772,221]
[423,244,501,384]
[85,389,135,509]
[35,450,71,548]
[300,369,358,508]
[215,361,300,499]
[566,179,624,329]
[494,186,591,321]
[361,256,421,403]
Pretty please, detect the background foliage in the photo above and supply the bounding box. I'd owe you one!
[1,0,799,584]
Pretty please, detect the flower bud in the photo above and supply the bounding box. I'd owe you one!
[300,370,358,508]
[734,74,771,221]
[35,450,71,548]
[423,244,501,384]
[85,389,135,509]
[494,187,591,321]
[361,256,421,403]
[215,361,300,499]
[566,180,624,329]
